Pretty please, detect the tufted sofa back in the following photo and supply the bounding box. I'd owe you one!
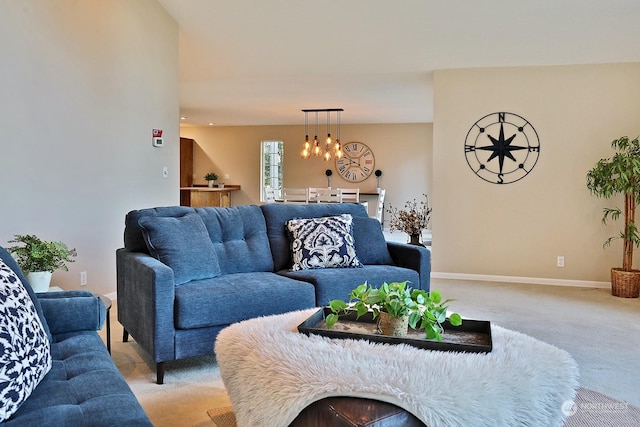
[123,205,274,275]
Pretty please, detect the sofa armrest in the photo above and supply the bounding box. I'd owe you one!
[386,242,431,292]
[116,249,176,363]
[37,291,106,335]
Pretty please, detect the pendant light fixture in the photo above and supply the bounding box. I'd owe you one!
[313,112,321,157]
[300,108,344,160]
[323,111,332,161]
[300,112,311,159]
[334,110,343,159]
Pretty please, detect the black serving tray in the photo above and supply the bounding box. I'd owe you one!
[298,307,492,353]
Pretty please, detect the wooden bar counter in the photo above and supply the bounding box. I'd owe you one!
[180,185,241,207]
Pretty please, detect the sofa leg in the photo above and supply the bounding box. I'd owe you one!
[156,362,165,385]
[123,329,129,342]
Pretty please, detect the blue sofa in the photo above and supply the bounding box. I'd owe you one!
[116,203,430,384]
[0,246,151,426]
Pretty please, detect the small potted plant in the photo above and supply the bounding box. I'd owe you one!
[326,281,462,340]
[204,172,218,188]
[386,194,432,245]
[7,234,77,292]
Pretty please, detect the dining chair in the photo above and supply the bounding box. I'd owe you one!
[316,188,342,203]
[339,188,360,203]
[264,187,277,203]
[308,187,327,203]
[375,189,386,225]
[282,188,309,204]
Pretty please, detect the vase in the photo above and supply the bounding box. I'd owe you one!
[409,233,422,246]
[377,312,409,337]
[26,271,52,293]
[208,181,215,188]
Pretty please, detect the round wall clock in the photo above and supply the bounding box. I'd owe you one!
[464,112,540,184]
[335,142,375,183]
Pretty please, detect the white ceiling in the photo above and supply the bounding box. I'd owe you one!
[157,0,640,126]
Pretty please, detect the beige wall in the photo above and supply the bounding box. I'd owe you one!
[5,2,632,292]
[0,1,179,296]
[180,123,432,222]
[433,63,640,283]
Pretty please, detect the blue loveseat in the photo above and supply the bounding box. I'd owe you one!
[116,203,430,384]
[0,246,151,426]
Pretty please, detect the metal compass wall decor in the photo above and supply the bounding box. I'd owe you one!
[464,112,540,184]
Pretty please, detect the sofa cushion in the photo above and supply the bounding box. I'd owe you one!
[174,272,315,329]
[124,206,196,253]
[279,265,421,306]
[352,217,394,265]
[196,205,274,274]
[261,203,370,272]
[139,213,221,285]
[0,259,52,422]
[6,331,152,426]
[286,214,362,271]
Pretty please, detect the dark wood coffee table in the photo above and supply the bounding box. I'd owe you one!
[290,396,424,427]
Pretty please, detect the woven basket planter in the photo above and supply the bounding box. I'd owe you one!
[377,312,409,337]
[611,268,640,298]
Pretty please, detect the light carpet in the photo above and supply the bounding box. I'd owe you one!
[106,278,640,426]
[208,387,640,427]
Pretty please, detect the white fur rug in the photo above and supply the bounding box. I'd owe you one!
[215,309,579,427]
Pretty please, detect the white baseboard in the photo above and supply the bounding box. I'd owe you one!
[431,272,610,289]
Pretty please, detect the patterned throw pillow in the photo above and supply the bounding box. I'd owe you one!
[286,214,362,271]
[0,259,52,422]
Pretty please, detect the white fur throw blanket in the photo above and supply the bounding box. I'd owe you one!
[215,309,579,427]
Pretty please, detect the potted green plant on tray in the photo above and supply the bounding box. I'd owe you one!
[325,281,462,341]
[7,234,77,292]
[586,136,640,298]
[204,172,218,188]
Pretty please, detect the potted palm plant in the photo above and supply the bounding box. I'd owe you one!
[7,234,77,292]
[326,281,462,341]
[586,135,640,298]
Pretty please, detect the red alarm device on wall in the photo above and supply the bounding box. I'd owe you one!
[152,129,164,147]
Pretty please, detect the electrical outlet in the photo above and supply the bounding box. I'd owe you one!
[80,271,88,286]
[224,173,230,180]
[557,256,565,268]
